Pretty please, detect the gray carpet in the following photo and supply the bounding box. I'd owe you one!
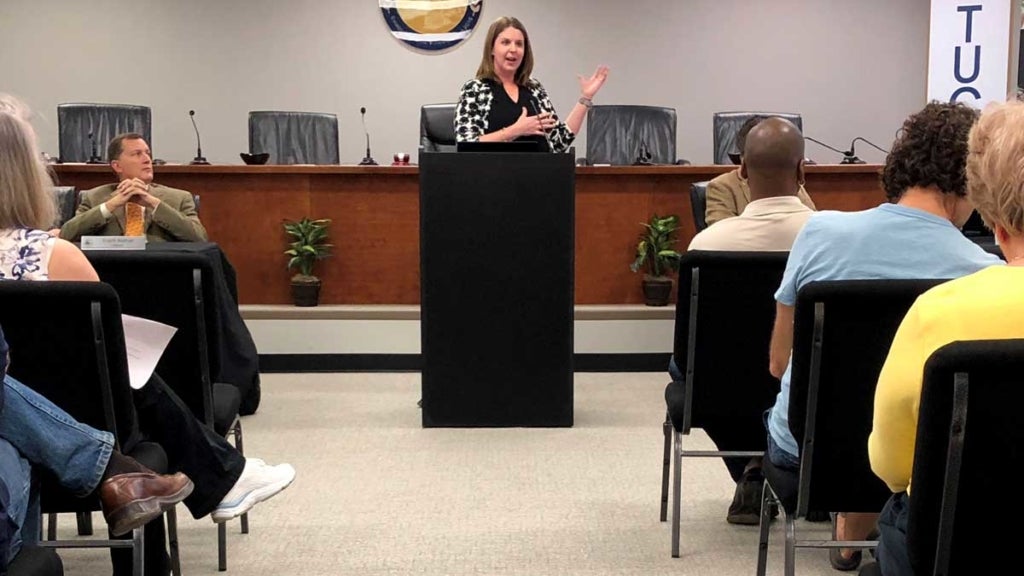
[56,372,845,575]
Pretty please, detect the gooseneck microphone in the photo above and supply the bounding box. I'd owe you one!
[87,132,103,164]
[804,136,862,164]
[850,137,890,158]
[359,107,378,166]
[188,110,210,165]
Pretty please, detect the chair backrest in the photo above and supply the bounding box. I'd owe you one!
[420,103,457,152]
[788,279,946,516]
[57,103,151,163]
[689,181,709,232]
[907,339,1024,576]
[88,251,219,427]
[50,186,78,228]
[0,281,140,512]
[586,105,677,165]
[673,251,788,433]
[248,111,340,165]
[712,111,802,165]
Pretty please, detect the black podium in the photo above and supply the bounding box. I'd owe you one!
[420,151,574,427]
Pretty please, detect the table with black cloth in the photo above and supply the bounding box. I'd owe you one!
[82,242,262,414]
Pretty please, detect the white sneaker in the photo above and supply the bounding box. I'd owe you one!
[211,458,295,523]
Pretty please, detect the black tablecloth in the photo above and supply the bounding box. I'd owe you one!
[84,242,262,414]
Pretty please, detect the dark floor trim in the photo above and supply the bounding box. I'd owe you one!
[258,353,671,373]
[574,353,671,372]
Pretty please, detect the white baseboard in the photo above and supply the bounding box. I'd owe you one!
[241,305,675,355]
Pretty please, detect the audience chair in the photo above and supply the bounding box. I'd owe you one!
[89,251,246,571]
[712,111,802,165]
[689,182,709,232]
[585,105,682,165]
[57,103,151,164]
[0,281,182,576]
[49,187,78,228]
[905,339,1024,576]
[662,251,788,557]
[248,111,339,165]
[420,103,457,152]
[6,546,64,576]
[756,279,946,576]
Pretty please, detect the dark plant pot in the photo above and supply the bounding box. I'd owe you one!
[291,279,321,307]
[642,276,674,306]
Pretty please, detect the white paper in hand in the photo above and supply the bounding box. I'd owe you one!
[121,314,177,390]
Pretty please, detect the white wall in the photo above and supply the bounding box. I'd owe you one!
[0,0,929,166]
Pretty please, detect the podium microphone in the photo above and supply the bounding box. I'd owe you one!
[87,132,104,164]
[188,110,210,165]
[359,107,378,166]
[804,136,861,164]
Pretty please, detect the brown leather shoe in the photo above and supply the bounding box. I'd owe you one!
[100,472,194,537]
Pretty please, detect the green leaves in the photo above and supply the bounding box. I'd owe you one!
[630,214,682,278]
[283,217,332,277]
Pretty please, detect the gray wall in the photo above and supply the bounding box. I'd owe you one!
[0,0,928,165]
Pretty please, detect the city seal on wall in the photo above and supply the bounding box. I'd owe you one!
[379,0,483,52]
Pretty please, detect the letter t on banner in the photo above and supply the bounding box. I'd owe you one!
[927,0,1019,107]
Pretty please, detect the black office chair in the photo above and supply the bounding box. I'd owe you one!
[585,105,681,165]
[689,182,709,232]
[420,103,457,152]
[905,339,1024,576]
[89,251,246,571]
[0,281,182,576]
[712,111,802,165]
[662,251,787,557]
[756,279,946,576]
[7,546,64,576]
[248,111,339,165]
[57,103,151,164]
[49,187,78,228]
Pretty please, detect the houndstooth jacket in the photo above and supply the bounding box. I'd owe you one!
[454,78,575,153]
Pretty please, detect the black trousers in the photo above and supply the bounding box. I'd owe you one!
[111,374,245,576]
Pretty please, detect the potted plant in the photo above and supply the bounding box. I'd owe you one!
[629,214,682,306]
[283,217,332,307]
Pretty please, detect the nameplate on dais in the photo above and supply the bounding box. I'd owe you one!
[81,236,147,251]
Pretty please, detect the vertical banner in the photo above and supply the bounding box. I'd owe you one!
[928,0,1013,106]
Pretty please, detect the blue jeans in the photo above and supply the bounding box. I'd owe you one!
[876,492,912,576]
[0,438,38,564]
[0,375,114,496]
[764,409,801,471]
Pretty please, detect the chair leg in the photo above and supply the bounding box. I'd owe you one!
[784,509,796,576]
[167,507,182,576]
[232,419,250,535]
[46,513,57,540]
[660,416,671,522]
[76,511,94,535]
[133,525,145,576]
[218,520,227,571]
[756,482,774,576]
[671,430,682,558]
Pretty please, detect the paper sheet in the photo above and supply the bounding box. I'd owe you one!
[122,314,177,390]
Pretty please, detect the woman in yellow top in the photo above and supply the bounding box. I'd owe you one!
[867,101,1024,575]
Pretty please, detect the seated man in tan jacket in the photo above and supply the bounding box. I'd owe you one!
[705,116,816,227]
[60,133,207,243]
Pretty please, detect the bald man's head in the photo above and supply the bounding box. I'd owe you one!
[740,117,805,200]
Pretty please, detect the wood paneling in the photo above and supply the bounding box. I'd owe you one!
[53,164,884,305]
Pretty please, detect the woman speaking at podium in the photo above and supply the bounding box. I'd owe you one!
[454,15,609,153]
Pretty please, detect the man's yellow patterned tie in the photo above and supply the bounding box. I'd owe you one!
[124,202,145,236]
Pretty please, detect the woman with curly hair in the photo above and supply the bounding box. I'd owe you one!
[866,100,1024,576]
[765,101,1002,571]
